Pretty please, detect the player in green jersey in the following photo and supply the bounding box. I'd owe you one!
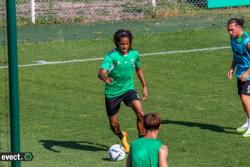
[98,29,148,153]
[227,18,250,137]
[126,113,168,167]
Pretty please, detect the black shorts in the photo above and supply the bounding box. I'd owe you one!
[105,90,140,117]
[237,80,250,95]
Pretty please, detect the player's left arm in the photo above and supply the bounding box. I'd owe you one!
[136,67,148,100]
[159,145,168,167]
[241,42,250,81]
[135,52,148,100]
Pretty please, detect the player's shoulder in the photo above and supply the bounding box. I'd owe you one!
[243,31,250,36]
[106,48,118,55]
[129,49,140,57]
[131,137,142,144]
[243,32,250,39]
[129,49,139,54]
[159,145,168,154]
[245,32,250,40]
[105,48,119,59]
[242,32,250,45]
[131,137,145,146]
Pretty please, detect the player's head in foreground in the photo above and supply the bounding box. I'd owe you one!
[113,29,133,55]
[126,113,168,167]
[227,18,245,38]
[144,112,162,133]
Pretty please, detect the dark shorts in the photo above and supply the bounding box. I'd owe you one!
[105,90,140,117]
[237,80,250,95]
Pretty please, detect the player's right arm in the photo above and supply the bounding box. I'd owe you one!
[227,55,236,80]
[159,145,168,167]
[98,69,112,84]
[98,54,113,84]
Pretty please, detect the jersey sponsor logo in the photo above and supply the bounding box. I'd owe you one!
[130,58,135,65]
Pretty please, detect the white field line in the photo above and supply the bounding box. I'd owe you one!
[0,46,230,69]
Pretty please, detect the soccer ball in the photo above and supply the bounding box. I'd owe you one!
[108,144,126,161]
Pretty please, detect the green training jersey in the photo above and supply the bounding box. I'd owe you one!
[130,137,164,167]
[100,48,140,98]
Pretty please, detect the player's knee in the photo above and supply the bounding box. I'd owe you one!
[240,94,249,103]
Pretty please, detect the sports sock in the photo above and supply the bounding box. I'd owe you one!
[118,131,123,140]
[241,118,248,127]
[248,119,250,129]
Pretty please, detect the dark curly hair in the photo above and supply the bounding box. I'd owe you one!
[113,29,133,50]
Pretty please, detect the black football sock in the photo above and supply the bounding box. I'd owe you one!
[118,131,124,140]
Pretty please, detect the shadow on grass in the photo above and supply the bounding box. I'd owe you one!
[162,119,238,134]
[102,157,113,161]
[39,140,108,153]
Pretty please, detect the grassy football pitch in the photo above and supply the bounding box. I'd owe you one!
[1,18,250,167]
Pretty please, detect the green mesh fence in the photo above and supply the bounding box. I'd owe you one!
[2,8,248,43]
[0,7,10,167]
[0,0,208,25]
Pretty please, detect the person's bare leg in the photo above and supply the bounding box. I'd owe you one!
[130,100,146,137]
[109,114,130,152]
[240,94,250,137]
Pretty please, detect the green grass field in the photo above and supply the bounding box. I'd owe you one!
[1,17,250,167]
